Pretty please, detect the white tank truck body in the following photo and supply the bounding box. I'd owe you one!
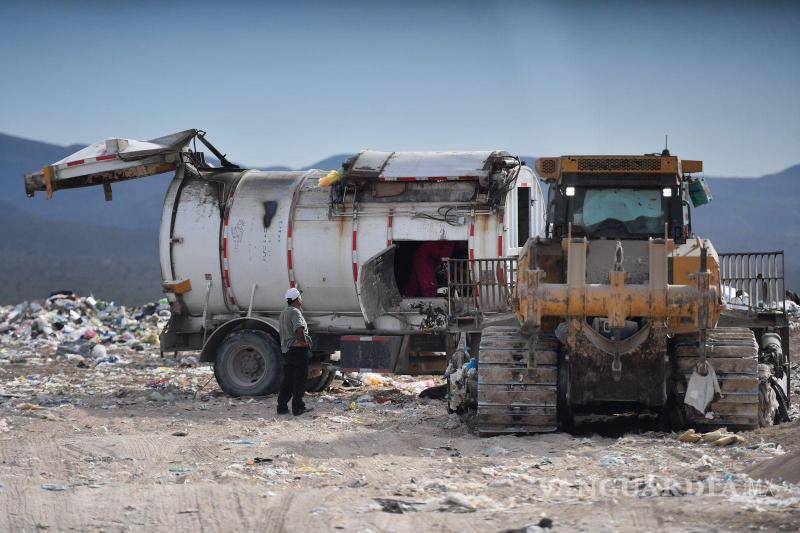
[24,130,546,396]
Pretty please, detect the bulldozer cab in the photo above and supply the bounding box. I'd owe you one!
[537,154,707,244]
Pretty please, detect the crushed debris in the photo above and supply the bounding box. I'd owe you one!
[0,292,171,368]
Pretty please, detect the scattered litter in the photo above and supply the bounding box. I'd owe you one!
[441,492,478,512]
[419,383,447,399]
[678,429,703,443]
[41,484,69,491]
[374,498,422,514]
[599,456,623,467]
[15,402,44,411]
[360,373,389,387]
[442,413,461,430]
[677,428,747,447]
[483,446,509,457]
[149,391,175,402]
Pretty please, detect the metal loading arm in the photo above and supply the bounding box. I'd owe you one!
[23,129,199,200]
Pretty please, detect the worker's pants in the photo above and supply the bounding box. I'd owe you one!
[277,347,310,413]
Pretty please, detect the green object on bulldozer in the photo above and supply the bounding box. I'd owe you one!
[688,177,712,207]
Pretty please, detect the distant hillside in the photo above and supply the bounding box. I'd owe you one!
[696,164,800,290]
[0,200,161,304]
[1,131,797,304]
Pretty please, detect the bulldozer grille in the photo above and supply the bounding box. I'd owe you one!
[445,257,518,319]
[719,251,785,312]
[539,158,557,174]
[577,157,661,172]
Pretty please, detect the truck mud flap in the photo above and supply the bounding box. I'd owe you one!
[339,335,403,373]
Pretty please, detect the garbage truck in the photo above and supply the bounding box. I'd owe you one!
[23,129,546,396]
[450,152,792,434]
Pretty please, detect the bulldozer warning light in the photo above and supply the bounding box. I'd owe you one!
[566,186,576,197]
[662,187,673,197]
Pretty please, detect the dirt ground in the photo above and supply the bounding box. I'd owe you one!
[1,343,799,532]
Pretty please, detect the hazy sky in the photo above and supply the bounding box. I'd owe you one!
[1,1,798,176]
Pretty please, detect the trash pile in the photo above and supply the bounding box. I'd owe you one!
[0,291,170,365]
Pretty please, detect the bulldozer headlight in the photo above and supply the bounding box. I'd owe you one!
[565,186,576,197]
[662,187,673,197]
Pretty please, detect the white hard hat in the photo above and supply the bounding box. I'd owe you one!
[285,287,302,300]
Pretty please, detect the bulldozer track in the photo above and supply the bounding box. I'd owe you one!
[476,326,558,435]
[673,327,760,430]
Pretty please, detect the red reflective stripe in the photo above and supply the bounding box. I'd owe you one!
[287,221,293,238]
[287,249,293,269]
[519,183,530,188]
[428,176,448,181]
[222,237,228,258]
[66,159,85,167]
[96,154,117,161]
[396,177,416,182]
[458,176,474,181]
[352,262,359,282]
[224,270,231,287]
[341,336,389,342]
[498,235,503,255]
[290,281,296,288]
[469,249,475,261]
[469,223,475,237]
[352,230,358,250]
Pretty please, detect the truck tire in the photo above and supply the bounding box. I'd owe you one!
[306,367,336,392]
[214,329,282,397]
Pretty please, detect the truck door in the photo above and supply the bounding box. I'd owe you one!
[23,129,197,199]
[357,245,402,326]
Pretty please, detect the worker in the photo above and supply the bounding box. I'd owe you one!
[405,241,457,297]
[277,287,313,416]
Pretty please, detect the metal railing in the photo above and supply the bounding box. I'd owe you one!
[719,251,785,312]
[445,257,518,317]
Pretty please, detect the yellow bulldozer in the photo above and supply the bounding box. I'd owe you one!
[463,151,791,434]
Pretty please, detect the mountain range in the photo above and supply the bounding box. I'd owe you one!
[1,132,797,304]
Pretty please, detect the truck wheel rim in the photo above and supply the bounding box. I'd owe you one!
[228,346,266,388]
